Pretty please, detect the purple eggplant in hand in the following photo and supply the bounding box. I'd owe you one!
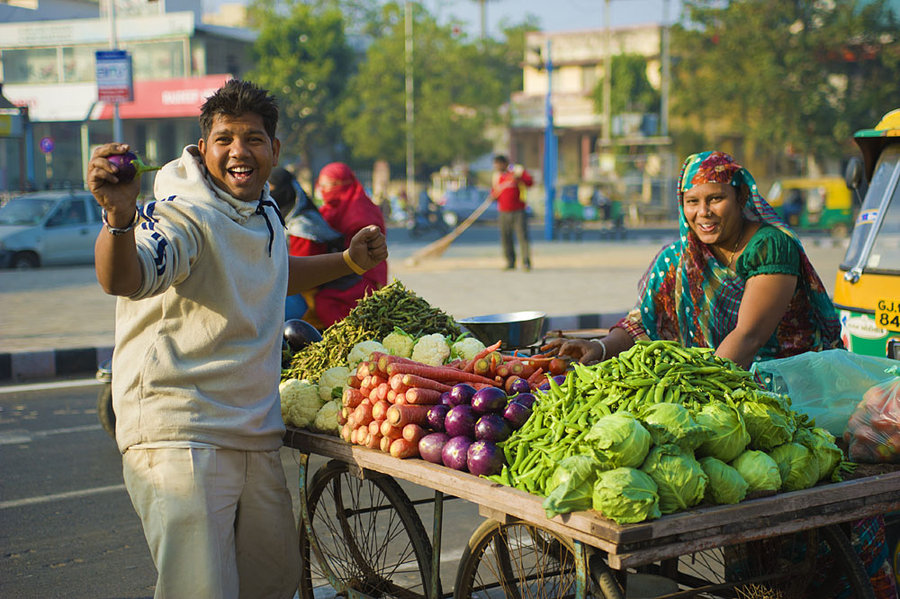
[108,151,160,183]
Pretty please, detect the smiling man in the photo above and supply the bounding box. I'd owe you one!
[87,79,387,598]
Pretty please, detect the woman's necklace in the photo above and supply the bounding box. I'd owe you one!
[725,220,745,269]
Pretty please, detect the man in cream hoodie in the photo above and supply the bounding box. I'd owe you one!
[86,79,387,598]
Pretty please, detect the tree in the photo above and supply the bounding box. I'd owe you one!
[333,2,522,175]
[592,53,661,117]
[247,0,356,166]
[671,0,899,173]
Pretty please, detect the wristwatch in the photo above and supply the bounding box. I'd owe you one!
[102,209,140,236]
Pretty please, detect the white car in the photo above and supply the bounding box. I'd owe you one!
[0,190,102,268]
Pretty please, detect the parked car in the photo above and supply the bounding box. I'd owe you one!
[0,190,102,268]
[438,187,498,227]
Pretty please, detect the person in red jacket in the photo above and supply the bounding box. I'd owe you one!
[289,162,388,328]
[491,154,533,271]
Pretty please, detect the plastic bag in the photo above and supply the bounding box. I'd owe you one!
[844,366,900,463]
[751,350,898,437]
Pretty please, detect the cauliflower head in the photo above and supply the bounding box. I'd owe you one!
[279,378,323,428]
[382,330,415,358]
[318,365,351,402]
[411,333,451,366]
[348,340,388,370]
[313,400,341,435]
[451,336,486,361]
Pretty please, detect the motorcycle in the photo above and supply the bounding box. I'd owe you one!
[407,201,450,238]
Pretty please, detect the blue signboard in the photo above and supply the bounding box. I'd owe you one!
[95,50,134,103]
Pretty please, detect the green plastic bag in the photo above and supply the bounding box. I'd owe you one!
[751,350,898,437]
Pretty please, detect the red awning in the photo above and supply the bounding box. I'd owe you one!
[94,74,232,120]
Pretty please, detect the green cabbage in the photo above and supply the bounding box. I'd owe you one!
[592,467,662,524]
[542,455,604,518]
[584,412,651,468]
[738,400,796,451]
[698,456,748,504]
[769,442,818,491]
[640,445,708,514]
[731,449,781,493]
[793,426,843,482]
[639,402,711,451]
[694,402,751,462]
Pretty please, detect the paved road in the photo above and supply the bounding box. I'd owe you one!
[0,382,482,598]
[0,223,848,355]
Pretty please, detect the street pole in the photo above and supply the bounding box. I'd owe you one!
[543,39,556,241]
[404,1,415,207]
[660,0,673,215]
[602,0,612,145]
[107,0,123,141]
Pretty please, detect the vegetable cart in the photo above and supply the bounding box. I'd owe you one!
[283,426,900,599]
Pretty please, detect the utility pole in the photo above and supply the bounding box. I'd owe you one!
[543,39,557,241]
[602,0,612,145]
[107,0,123,141]
[404,1,415,207]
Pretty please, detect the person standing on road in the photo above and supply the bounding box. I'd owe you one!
[87,79,387,599]
[491,154,533,271]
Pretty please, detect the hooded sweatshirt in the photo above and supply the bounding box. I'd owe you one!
[111,145,288,453]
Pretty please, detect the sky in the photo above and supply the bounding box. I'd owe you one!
[421,0,685,37]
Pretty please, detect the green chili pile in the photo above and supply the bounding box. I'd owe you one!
[284,280,461,382]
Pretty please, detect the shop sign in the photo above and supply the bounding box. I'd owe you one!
[96,50,134,103]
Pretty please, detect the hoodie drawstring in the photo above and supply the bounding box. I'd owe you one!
[255,198,286,257]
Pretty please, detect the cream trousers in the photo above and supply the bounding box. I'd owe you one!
[123,447,300,599]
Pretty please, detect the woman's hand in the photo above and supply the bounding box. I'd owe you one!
[347,225,388,271]
[541,337,607,364]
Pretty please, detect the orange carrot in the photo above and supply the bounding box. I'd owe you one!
[386,362,498,386]
[404,387,442,405]
[389,373,409,392]
[464,341,503,372]
[375,382,390,403]
[360,375,374,395]
[380,419,403,439]
[401,374,452,393]
[353,401,374,427]
[368,419,382,436]
[386,404,432,428]
[349,426,360,445]
[356,361,371,380]
[343,388,365,409]
[372,351,420,374]
[473,358,492,376]
[340,423,352,443]
[394,391,407,405]
[389,437,419,459]
[379,435,393,453]
[371,399,390,421]
[337,409,348,426]
[496,364,510,378]
[347,374,361,389]
[365,431,382,450]
[387,389,398,403]
[526,366,545,386]
[402,423,426,444]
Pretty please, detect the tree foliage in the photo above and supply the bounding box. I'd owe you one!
[247,0,355,164]
[671,0,899,170]
[333,2,522,174]
[592,53,661,116]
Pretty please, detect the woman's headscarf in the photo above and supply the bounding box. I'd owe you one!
[634,151,841,359]
[316,162,369,207]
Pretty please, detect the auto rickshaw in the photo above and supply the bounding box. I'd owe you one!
[835,107,900,360]
[766,176,854,237]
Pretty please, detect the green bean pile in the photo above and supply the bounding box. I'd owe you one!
[284,280,461,382]
[497,340,768,496]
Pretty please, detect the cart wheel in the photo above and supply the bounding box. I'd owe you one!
[96,383,115,440]
[649,524,874,598]
[454,519,614,598]
[298,459,438,599]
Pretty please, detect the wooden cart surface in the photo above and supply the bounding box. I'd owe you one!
[284,427,900,571]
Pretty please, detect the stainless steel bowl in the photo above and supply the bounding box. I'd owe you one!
[456,310,546,350]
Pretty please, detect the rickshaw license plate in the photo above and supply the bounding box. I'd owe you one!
[876,298,900,332]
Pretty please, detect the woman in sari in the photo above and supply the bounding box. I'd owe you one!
[290,162,388,328]
[547,151,895,598]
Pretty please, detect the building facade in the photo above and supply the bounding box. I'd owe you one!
[0,0,255,192]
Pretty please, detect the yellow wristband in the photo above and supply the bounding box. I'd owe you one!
[342,249,367,275]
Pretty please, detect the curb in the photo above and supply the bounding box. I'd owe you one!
[0,313,627,383]
[0,346,114,383]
